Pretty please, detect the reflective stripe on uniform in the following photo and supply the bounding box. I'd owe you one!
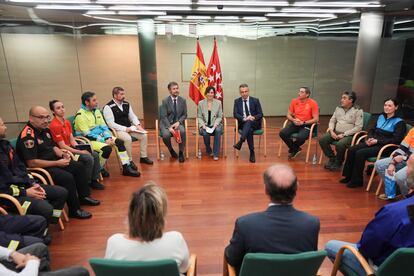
[21,201,31,215]
[53,209,62,218]
[8,240,19,251]
[10,185,20,197]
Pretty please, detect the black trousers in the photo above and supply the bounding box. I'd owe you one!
[238,120,260,151]
[0,214,47,249]
[342,143,382,184]
[279,123,310,152]
[18,184,67,224]
[46,160,90,214]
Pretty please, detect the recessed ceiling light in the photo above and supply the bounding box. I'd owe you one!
[197,7,276,12]
[281,8,357,13]
[36,4,104,9]
[197,1,288,6]
[266,13,337,18]
[108,5,191,11]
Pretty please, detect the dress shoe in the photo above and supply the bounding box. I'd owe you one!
[140,157,154,165]
[69,209,92,219]
[100,168,110,178]
[179,151,185,163]
[288,148,301,160]
[43,230,52,245]
[169,149,178,159]
[324,158,335,169]
[249,151,256,163]
[346,182,363,188]
[339,177,351,184]
[80,197,100,206]
[129,161,138,170]
[328,162,342,171]
[233,140,243,150]
[122,165,140,177]
[89,180,105,190]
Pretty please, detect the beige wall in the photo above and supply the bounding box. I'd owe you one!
[0,31,405,124]
[0,33,142,123]
[76,35,143,117]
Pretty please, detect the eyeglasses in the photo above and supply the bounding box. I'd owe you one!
[32,115,51,121]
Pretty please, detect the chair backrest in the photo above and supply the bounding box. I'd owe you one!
[362,112,372,130]
[8,138,17,149]
[376,248,414,276]
[239,251,327,276]
[89,258,180,276]
[66,115,76,135]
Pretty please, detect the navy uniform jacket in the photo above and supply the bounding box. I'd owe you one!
[233,96,263,128]
[0,139,34,197]
[357,194,414,266]
[225,204,320,274]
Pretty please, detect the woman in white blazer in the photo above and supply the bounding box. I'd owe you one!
[197,86,223,160]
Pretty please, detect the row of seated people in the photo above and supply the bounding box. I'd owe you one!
[95,161,414,275]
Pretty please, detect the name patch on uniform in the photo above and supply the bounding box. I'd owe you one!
[24,139,35,149]
[46,132,51,139]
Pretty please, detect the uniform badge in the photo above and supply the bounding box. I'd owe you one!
[37,139,44,144]
[24,139,35,149]
[46,132,51,139]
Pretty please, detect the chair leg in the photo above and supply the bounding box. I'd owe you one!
[375,178,383,196]
[156,136,160,161]
[319,150,324,165]
[305,137,312,163]
[195,129,199,158]
[264,130,267,158]
[278,140,283,157]
[235,129,239,158]
[366,168,376,192]
[58,218,65,231]
[62,209,69,222]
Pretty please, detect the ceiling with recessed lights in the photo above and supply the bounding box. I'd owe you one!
[1,0,413,23]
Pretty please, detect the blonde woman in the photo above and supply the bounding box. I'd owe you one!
[105,183,189,275]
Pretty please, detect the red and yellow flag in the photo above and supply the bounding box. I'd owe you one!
[189,39,208,105]
[207,38,223,103]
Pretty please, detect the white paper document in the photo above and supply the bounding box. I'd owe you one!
[205,126,215,134]
[130,126,148,134]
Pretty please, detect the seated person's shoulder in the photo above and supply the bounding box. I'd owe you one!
[296,209,320,225]
[164,230,186,241]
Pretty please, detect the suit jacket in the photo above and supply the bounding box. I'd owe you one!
[160,96,187,129]
[197,99,223,128]
[225,205,320,274]
[233,96,263,128]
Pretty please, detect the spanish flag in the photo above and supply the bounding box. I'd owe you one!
[189,39,208,105]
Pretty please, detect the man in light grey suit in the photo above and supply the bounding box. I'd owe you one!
[160,81,187,163]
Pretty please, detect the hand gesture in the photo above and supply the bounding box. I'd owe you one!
[56,158,70,167]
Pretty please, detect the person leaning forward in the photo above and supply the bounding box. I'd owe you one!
[16,106,99,219]
[159,81,187,163]
[0,116,67,225]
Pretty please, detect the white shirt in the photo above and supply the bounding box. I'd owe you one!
[105,231,190,275]
[103,99,140,132]
[0,246,39,276]
[242,96,250,119]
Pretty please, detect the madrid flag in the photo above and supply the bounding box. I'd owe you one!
[189,40,208,105]
[207,38,223,102]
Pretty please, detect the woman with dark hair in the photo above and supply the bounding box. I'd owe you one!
[197,86,223,160]
[48,100,104,190]
[341,98,406,188]
[105,183,190,275]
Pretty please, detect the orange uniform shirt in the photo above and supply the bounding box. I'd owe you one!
[288,98,319,122]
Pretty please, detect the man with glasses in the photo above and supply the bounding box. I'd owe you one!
[16,106,99,219]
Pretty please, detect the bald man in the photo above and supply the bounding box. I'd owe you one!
[15,106,99,219]
[225,164,320,274]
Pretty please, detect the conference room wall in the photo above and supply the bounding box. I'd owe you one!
[0,39,17,122]
[0,33,143,122]
[156,35,357,118]
[75,34,143,119]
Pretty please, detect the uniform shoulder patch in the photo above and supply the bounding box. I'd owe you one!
[20,126,35,139]
[24,139,35,149]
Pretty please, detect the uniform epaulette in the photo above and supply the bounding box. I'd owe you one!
[109,103,117,108]
[20,125,35,139]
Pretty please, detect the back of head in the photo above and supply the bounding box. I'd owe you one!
[263,164,298,204]
[128,182,168,242]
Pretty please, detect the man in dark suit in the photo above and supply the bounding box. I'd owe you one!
[225,164,320,274]
[160,81,187,163]
[233,83,263,163]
